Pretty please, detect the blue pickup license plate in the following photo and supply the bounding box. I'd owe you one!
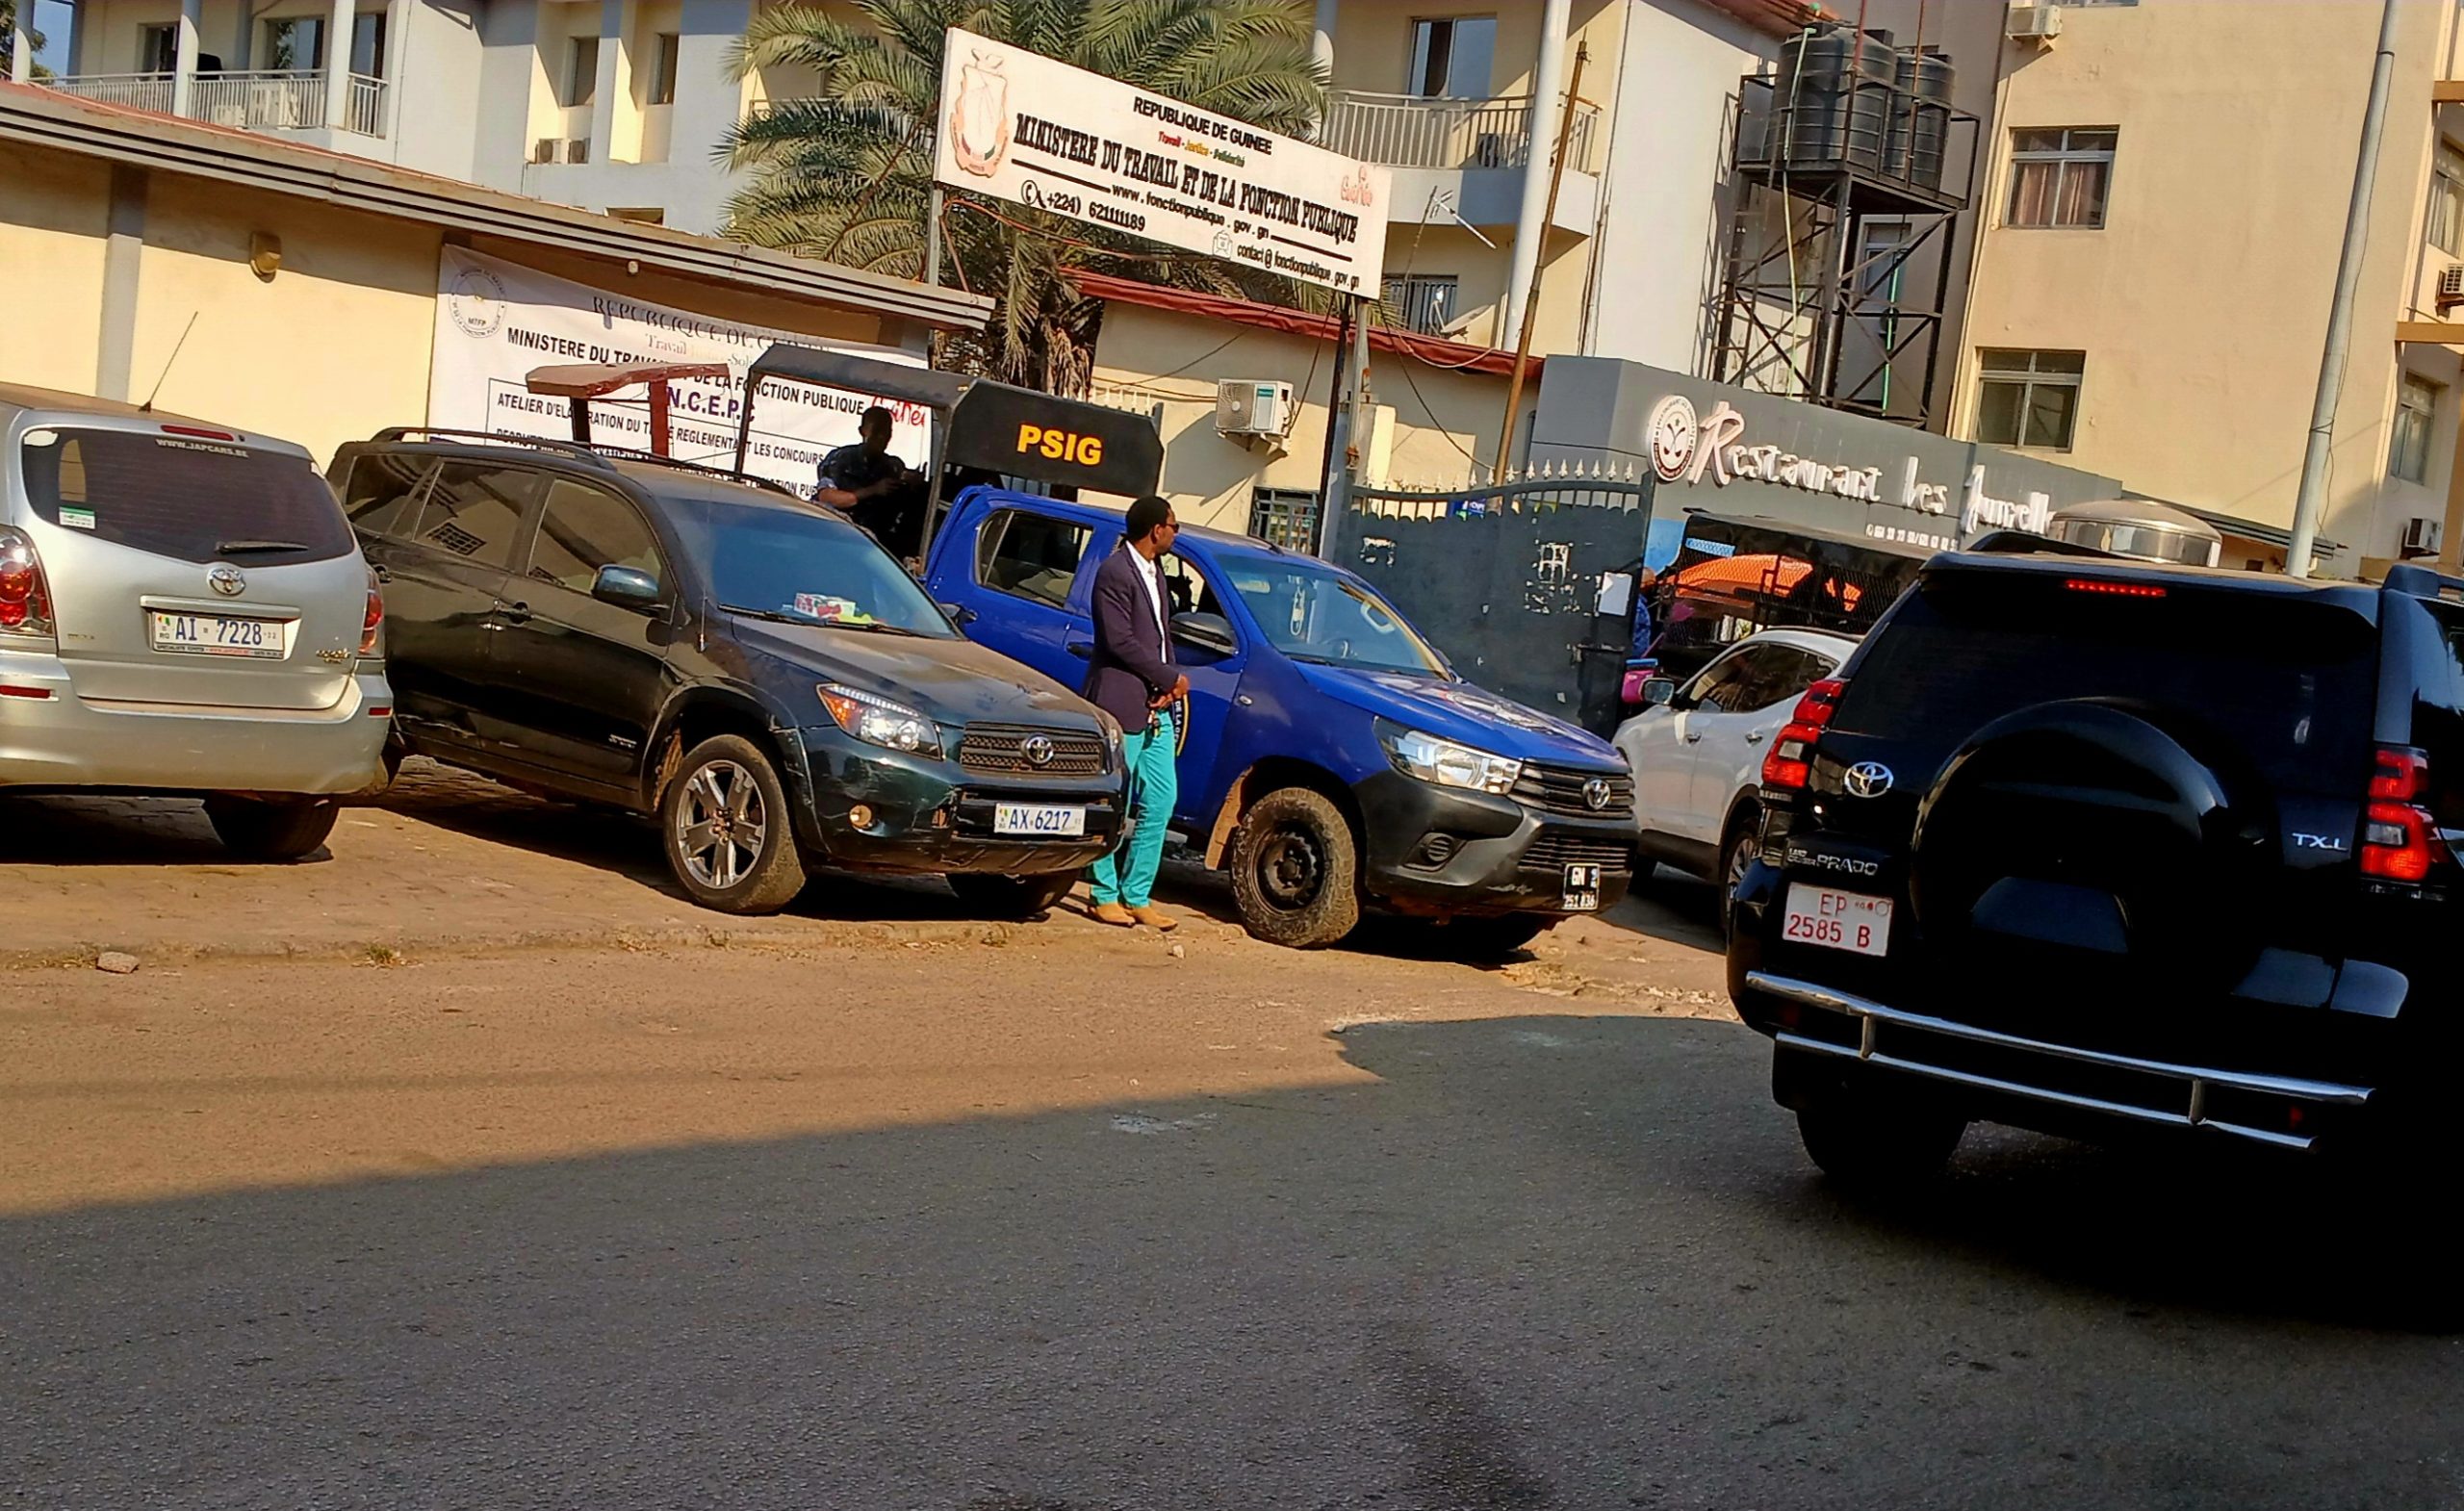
[148,612,286,659]
[993,803,1086,837]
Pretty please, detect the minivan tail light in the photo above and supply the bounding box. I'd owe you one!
[1762,678,1847,791]
[2362,746,2438,883]
[0,528,55,638]
[359,569,384,656]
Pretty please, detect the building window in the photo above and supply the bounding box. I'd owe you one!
[1407,16,1496,99]
[1380,273,1459,336]
[1974,349,2085,451]
[2006,127,2117,229]
[2392,373,2440,484]
[649,32,680,106]
[565,36,600,108]
[1249,488,1321,552]
[260,16,325,69]
[138,23,179,73]
[2430,144,2464,255]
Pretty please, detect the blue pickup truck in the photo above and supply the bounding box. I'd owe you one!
[922,489,1639,954]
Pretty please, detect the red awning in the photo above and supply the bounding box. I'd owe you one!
[1068,270,1534,379]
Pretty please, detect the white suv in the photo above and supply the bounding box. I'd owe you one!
[1,385,391,858]
[1613,627,1856,931]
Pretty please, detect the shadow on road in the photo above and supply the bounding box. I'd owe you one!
[0,794,308,867]
[4,1014,2454,1509]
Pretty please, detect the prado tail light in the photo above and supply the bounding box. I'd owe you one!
[2362,746,2437,884]
[359,568,385,656]
[0,528,55,638]
[1762,678,1846,791]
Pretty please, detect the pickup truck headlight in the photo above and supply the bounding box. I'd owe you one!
[817,683,941,756]
[1376,719,1522,796]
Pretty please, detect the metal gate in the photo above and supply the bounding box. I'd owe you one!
[1329,474,1656,735]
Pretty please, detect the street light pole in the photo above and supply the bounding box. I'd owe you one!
[2287,0,2403,578]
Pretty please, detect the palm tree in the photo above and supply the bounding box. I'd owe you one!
[723,0,1324,392]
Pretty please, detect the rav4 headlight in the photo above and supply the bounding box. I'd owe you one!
[1376,718,1522,796]
[817,683,941,756]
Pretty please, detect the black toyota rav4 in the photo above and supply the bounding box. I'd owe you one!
[1730,551,2464,1186]
[329,431,1122,916]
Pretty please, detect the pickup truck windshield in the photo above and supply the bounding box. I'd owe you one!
[690,503,955,637]
[1221,558,1445,677]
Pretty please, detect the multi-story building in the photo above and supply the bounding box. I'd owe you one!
[1953,0,2464,571]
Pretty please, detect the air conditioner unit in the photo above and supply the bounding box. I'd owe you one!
[2402,516,2446,555]
[2006,5,2064,41]
[1217,379,1296,441]
[2439,263,2464,313]
[531,137,560,165]
[566,137,592,165]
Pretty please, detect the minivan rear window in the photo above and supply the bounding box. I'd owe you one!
[20,428,354,565]
[1839,572,2376,791]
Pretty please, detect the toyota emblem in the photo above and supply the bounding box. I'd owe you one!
[1581,777,1613,811]
[207,564,245,598]
[1843,761,1894,799]
[1021,735,1057,768]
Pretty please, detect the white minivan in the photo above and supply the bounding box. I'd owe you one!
[0,384,391,858]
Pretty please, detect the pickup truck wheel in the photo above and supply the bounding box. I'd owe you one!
[947,871,1076,920]
[660,735,807,914]
[1797,1090,1965,1192]
[205,796,339,862]
[1439,913,1552,962]
[1230,786,1361,949]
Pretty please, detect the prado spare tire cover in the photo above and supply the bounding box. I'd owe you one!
[1909,699,2275,988]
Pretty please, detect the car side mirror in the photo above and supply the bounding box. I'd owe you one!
[939,601,978,627]
[1170,610,1238,658]
[591,564,662,609]
[1642,677,1678,708]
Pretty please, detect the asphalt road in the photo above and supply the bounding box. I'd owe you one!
[6,926,2462,1511]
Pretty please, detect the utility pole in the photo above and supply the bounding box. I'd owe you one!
[1496,42,1587,476]
[1316,295,1360,555]
[2287,0,2402,578]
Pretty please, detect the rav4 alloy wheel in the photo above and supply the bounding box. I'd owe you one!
[1230,786,1361,949]
[660,735,807,914]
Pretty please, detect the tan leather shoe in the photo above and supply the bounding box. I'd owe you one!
[1091,901,1137,927]
[1128,905,1180,932]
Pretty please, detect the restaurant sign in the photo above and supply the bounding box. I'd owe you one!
[1643,393,2056,542]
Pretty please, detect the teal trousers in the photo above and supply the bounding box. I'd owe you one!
[1090,708,1177,909]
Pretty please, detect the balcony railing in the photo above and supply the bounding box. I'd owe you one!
[42,72,173,114]
[43,68,388,138]
[1322,90,1601,175]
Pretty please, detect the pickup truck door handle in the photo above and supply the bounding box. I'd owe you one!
[1066,641,1092,659]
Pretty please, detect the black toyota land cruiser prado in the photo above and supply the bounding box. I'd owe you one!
[1730,552,2464,1195]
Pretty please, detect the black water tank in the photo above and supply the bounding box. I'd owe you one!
[1885,45,1956,188]
[1777,23,1894,170]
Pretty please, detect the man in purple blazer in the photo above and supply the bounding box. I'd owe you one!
[1083,495,1189,930]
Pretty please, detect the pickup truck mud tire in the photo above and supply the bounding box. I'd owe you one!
[1230,786,1361,949]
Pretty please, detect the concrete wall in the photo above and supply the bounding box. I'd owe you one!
[0,141,111,397]
[1957,0,2460,562]
[1088,301,1510,532]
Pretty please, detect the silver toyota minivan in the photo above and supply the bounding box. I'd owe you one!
[0,384,391,859]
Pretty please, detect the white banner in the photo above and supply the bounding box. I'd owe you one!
[933,27,1390,295]
[426,246,933,496]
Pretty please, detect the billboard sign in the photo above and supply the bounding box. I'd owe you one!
[932,27,1390,295]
